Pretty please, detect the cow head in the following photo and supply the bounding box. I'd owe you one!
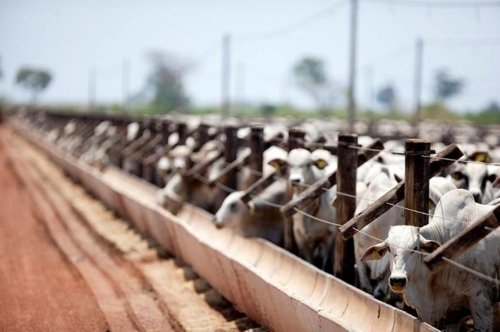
[360,225,440,294]
[212,192,253,229]
[268,148,329,193]
[449,161,495,203]
[169,145,193,173]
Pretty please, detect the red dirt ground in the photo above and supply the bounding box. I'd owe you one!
[0,131,109,331]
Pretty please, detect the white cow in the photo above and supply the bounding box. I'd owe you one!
[156,141,227,215]
[361,189,500,331]
[212,179,286,246]
[355,173,457,300]
[270,148,336,271]
[354,172,402,300]
[449,155,499,204]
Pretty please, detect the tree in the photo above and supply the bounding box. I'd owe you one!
[376,85,395,107]
[484,101,500,112]
[434,68,464,102]
[15,67,52,103]
[145,51,189,113]
[260,103,277,117]
[376,84,398,115]
[292,57,335,113]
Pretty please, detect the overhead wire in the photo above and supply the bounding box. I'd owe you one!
[363,0,500,9]
[234,0,348,42]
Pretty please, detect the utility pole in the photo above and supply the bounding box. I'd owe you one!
[365,65,374,112]
[414,37,424,128]
[235,62,246,112]
[122,59,130,112]
[221,33,231,119]
[347,0,358,133]
[88,67,96,111]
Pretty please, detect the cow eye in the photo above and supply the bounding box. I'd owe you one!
[229,202,237,210]
[452,172,464,181]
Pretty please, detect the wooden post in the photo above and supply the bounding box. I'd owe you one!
[224,125,239,190]
[221,33,231,119]
[334,133,358,284]
[339,143,463,240]
[177,122,187,145]
[161,120,171,145]
[249,126,265,185]
[414,38,424,128]
[405,139,432,227]
[288,128,305,151]
[283,128,305,252]
[196,123,210,151]
[347,0,358,133]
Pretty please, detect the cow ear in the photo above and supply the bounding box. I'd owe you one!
[469,152,491,163]
[331,196,339,208]
[493,176,500,189]
[420,238,441,253]
[314,159,328,170]
[248,201,256,216]
[428,199,436,212]
[451,171,465,181]
[394,173,403,183]
[268,158,286,170]
[360,243,388,261]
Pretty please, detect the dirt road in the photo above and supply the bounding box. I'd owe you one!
[0,130,110,331]
[0,125,260,332]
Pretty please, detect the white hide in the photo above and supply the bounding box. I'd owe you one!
[361,189,500,331]
[355,173,457,300]
[212,179,286,245]
[274,148,337,271]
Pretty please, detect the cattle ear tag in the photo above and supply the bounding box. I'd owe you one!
[315,159,327,169]
[249,203,255,216]
[471,152,491,163]
[268,159,283,170]
[372,251,382,260]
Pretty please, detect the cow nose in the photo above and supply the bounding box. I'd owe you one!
[389,276,407,288]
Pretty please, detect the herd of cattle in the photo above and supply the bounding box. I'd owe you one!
[9,109,500,331]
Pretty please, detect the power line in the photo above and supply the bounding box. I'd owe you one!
[234,0,348,42]
[363,0,500,8]
[186,40,222,70]
[426,38,500,47]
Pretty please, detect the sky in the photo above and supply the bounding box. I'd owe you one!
[1,0,499,114]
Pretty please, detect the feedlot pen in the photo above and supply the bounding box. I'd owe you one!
[0,115,442,331]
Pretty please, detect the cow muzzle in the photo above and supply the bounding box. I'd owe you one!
[389,276,407,293]
[472,192,482,203]
[212,216,224,229]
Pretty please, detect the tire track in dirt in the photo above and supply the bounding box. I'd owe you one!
[4,126,265,332]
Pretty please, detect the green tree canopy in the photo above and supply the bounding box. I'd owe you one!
[15,67,52,103]
[145,51,189,113]
[376,85,396,108]
[292,57,335,113]
[434,68,464,102]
